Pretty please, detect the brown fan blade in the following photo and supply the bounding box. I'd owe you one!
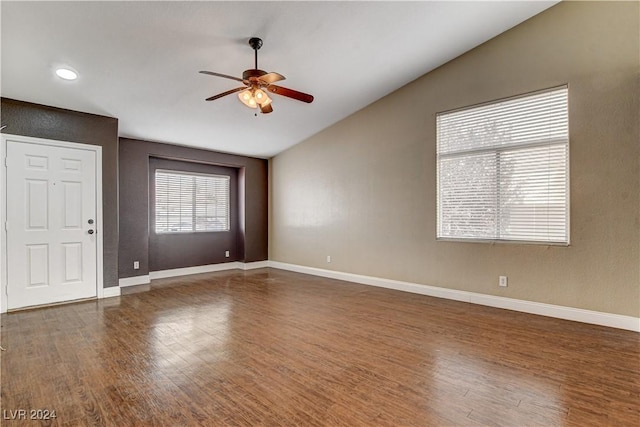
[206,87,246,101]
[259,103,273,114]
[199,71,246,83]
[259,72,285,84]
[266,85,314,103]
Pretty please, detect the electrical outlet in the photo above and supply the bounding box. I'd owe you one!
[225,250,230,258]
[133,261,139,270]
[499,276,508,287]
[326,255,331,263]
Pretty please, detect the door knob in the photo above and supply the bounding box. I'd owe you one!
[88,229,95,235]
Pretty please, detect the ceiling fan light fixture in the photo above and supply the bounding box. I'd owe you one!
[238,89,258,108]
[259,94,272,107]
[254,89,267,102]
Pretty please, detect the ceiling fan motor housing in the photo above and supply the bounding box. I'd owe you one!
[243,69,268,82]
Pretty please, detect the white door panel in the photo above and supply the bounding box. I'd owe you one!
[6,140,97,309]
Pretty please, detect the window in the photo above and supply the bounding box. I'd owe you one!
[155,170,230,233]
[436,86,569,244]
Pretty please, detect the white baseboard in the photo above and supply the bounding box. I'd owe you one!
[240,261,270,270]
[149,262,239,279]
[149,261,270,280]
[101,286,121,298]
[116,262,269,285]
[119,275,150,287]
[268,261,640,332]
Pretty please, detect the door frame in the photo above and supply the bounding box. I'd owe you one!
[1,134,104,313]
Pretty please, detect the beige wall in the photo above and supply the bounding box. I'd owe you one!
[270,1,639,317]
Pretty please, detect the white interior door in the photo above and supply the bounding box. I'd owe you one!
[6,139,98,309]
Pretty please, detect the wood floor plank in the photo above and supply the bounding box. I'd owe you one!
[1,268,639,426]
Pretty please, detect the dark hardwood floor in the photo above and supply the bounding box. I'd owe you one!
[1,268,638,426]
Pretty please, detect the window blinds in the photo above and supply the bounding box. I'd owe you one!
[155,170,230,233]
[437,86,569,244]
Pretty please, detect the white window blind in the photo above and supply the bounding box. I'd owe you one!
[437,86,569,244]
[155,170,230,233]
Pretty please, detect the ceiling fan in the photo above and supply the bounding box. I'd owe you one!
[200,37,314,114]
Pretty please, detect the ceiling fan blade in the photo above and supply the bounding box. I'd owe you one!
[266,85,314,103]
[206,87,246,101]
[199,71,246,83]
[259,72,286,84]
[259,103,274,114]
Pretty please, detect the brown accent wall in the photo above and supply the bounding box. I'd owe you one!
[148,157,239,271]
[0,98,119,288]
[119,138,267,279]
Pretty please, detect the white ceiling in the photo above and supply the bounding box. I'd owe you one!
[1,1,558,158]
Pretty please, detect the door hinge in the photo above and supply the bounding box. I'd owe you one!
[4,222,7,231]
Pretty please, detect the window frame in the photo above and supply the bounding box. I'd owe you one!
[154,169,231,234]
[436,85,570,246]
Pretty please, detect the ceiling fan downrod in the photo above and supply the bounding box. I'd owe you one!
[248,37,263,70]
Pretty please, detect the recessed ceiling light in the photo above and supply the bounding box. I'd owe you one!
[55,68,78,81]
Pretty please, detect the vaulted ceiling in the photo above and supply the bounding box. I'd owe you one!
[1,1,558,158]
